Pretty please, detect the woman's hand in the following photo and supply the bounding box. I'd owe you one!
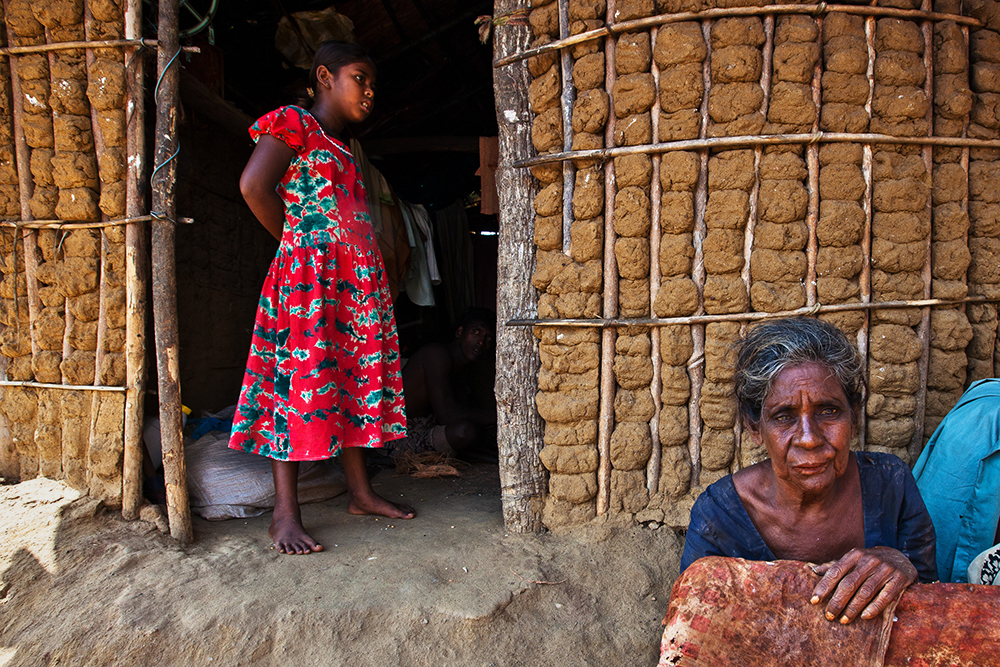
[810,546,917,624]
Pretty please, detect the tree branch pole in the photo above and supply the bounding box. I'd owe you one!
[492,0,546,532]
[150,0,192,544]
[121,0,147,521]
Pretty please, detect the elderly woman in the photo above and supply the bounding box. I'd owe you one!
[681,317,937,625]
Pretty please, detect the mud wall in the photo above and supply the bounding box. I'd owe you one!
[0,0,128,505]
[526,0,1000,529]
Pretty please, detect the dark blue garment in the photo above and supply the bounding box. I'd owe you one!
[680,451,937,583]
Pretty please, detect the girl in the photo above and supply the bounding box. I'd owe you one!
[231,41,413,555]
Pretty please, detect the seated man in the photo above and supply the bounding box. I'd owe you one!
[394,308,497,458]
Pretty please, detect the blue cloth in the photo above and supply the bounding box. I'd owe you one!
[681,451,938,583]
[912,378,1000,583]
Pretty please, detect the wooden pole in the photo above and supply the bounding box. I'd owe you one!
[0,39,200,56]
[647,25,662,494]
[508,295,1000,328]
[4,3,40,477]
[687,20,713,486]
[859,13,876,450]
[493,0,546,532]
[805,18,823,308]
[150,0,191,544]
[911,8,935,461]
[513,131,1000,169]
[121,0,147,521]
[596,8,617,515]
[558,0,574,256]
[493,3,982,67]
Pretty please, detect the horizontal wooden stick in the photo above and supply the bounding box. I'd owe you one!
[509,296,1000,328]
[0,215,194,229]
[515,132,1000,169]
[0,380,126,392]
[0,39,200,56]
[494,4,980,66]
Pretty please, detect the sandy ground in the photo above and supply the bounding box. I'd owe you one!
[0,464,684,666]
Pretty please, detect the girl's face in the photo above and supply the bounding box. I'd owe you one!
[315,60,376,129]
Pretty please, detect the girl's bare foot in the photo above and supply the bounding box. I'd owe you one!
[347,491,416,519]
[269,509,324,554]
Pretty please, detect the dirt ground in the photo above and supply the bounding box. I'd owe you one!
[0,464,684,666]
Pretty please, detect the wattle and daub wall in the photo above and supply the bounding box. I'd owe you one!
[526,0,1000,528]
[0,0,129,505]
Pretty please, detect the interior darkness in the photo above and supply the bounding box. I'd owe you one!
[154,1,500,414]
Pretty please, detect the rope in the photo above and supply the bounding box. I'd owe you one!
[150,46,183,193]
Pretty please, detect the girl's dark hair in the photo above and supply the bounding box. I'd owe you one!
[308,41,375,89]
[734,317,865,426]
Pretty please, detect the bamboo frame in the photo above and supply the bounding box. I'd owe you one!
[859,12,876,450]
[4,2,41,478]
[558,0,574,256]
[495,3,981,67]
[81,4,113,500]
[514,131,1000,168]
[0,215,192,229]
[687,19,712,486]
[646,26,662,495]
[805,17,823,308]
[0,380,125,391]
[511,0,998,528]
[506,296,1000,328]
[911,6,935,460]
[0,40,199,56]
[595,7,617,515]
[5,18,39,366]
[122,0,147,520]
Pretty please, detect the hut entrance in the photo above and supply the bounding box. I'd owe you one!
[164,2,501,532]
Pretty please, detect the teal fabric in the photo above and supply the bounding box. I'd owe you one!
[913,378,1000,583]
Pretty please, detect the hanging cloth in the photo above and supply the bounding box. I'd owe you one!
[399,200,438,307]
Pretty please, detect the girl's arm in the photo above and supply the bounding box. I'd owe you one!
[239,134,297,240]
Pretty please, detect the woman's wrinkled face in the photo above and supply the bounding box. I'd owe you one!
[747,361,858,496]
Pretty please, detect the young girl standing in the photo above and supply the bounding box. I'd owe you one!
[231,41,413,555]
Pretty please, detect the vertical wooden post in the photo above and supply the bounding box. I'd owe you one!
[805,17,823,308]
[121,0,147,521]
[596,6,617,515]
[647,25,662,494]
[4,4,40,477]
[860,13,877,449]
[493,0,546,532]
[558,0,574,256]
[688,19,713,486]
[911,6,935,461]
[150,0,191,543]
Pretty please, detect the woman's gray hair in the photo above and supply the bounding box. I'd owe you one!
[734,317,864,425]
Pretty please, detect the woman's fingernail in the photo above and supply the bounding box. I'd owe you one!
[811,595,820,604]
[840,616,850,625]
[826,612,835,621]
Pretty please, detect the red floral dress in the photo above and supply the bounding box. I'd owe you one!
[229,106,406,461]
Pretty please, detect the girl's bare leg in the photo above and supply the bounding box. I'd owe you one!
[270,460,324,554]
[342,447,415,519]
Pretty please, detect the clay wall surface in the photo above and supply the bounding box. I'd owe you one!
[526,0,1000,529]
[0,0,128,505]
